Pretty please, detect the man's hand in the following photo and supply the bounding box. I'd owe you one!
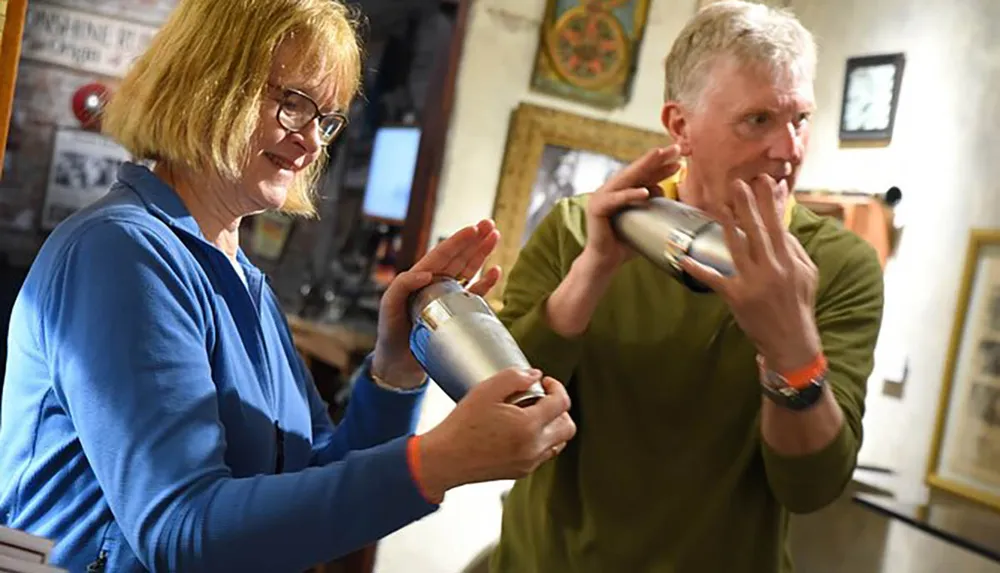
[680,174,821,373]
[545,146,682,338]
[583,145,684,273]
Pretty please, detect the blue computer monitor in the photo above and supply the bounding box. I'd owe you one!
[361,126,421,225]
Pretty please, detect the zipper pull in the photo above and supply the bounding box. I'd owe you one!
[274,420,285,474]
[87,551,108,572]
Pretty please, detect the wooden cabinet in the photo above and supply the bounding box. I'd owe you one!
[795,191,899,269]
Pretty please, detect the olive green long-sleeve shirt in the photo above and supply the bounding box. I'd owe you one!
[489,196,884,573]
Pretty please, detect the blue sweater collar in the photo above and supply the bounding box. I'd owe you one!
[117,161,204,239]
[116,161,257,270]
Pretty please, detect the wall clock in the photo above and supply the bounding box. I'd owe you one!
[839,53,906,143]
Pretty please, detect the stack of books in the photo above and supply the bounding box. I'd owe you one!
[0,526,65,573]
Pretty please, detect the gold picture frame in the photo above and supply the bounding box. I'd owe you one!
[484,102,669,309]
[927,229,1000,512]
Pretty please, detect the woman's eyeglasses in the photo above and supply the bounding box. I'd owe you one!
[268,83,348,144]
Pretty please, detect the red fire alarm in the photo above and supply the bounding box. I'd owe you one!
[72,83,111,131]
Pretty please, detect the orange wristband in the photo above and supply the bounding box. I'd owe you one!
[778,353,828,389]
[406,435,440,505]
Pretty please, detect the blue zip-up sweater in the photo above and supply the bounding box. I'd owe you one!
[0,163,438,572]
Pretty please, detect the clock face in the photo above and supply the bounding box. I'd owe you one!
[842,63,898,132]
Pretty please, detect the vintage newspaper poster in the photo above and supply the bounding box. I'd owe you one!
[41,128,131,230]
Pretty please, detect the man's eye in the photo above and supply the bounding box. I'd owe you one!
[746,113,769,127]
[794,113,811,128]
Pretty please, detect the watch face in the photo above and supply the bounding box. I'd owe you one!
[843,63,897,132]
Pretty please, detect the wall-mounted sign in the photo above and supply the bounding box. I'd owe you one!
[21,2,158,78]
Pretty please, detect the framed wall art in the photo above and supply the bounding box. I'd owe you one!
[530,0,651,109]
[927,229,1000,512]
[839,53,906,143]
[483,102,668,308]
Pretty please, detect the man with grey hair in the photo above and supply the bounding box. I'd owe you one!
[488,2,884,571]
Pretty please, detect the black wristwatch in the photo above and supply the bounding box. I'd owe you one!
[757,354,827,411]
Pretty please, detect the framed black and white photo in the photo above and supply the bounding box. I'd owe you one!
[839,52,906,143]
[927,230,1000,512]
[483,103,668,309]
[41,128,132,230]
[522,145,625,245]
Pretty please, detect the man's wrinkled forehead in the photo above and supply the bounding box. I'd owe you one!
[698,53,815,109]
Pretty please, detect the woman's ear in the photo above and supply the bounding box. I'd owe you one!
[661,102,692,156]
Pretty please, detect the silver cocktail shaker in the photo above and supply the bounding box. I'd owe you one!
[610,196,735,292]
[408,277,546,406]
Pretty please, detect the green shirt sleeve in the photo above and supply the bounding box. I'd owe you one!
[760,240,885,513]
[497,199,588,384]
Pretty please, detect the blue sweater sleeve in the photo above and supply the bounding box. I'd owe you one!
[306,356,428,467]
[42,221,438,573]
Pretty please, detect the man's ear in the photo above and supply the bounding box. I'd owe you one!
[661,102,692,156]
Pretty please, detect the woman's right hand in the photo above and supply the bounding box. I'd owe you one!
[415,369,576,502]
[583,145,684,273]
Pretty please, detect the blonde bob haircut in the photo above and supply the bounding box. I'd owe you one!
[102,0,364,217]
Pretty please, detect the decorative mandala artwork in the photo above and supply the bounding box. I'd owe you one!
[530,0,650,109]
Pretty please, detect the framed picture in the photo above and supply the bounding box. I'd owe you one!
[483,102,668,308]
[839,53,906,143]
[927,229,1000,512]
[41,128,132,230]
[530,0,651,109]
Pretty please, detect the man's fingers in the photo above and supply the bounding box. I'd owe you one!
[679,257,729,295]
[785,231,815,270]
[731,180,774,265]
[755,175,790,262]
[591,187,651,217]
[605,146,682,191]
[718,209,750,276]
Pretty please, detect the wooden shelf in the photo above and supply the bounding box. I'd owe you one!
[795,192,896,269]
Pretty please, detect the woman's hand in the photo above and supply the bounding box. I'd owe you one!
[416,369,577,502]
[371,219,502,388]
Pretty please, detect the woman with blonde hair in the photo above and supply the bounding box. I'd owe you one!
[0,1,576,571]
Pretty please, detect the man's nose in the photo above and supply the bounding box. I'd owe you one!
[768,122,804,165]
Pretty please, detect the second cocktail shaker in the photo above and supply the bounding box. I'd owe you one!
[407,277,546,406]
[610,196,735,292]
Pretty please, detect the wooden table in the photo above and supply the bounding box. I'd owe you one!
[286,315,380,573]
[286,314,377,376]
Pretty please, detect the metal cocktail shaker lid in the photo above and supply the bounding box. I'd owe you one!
[408,276,493,330]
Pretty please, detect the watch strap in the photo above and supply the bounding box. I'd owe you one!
[757,353,828,411]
